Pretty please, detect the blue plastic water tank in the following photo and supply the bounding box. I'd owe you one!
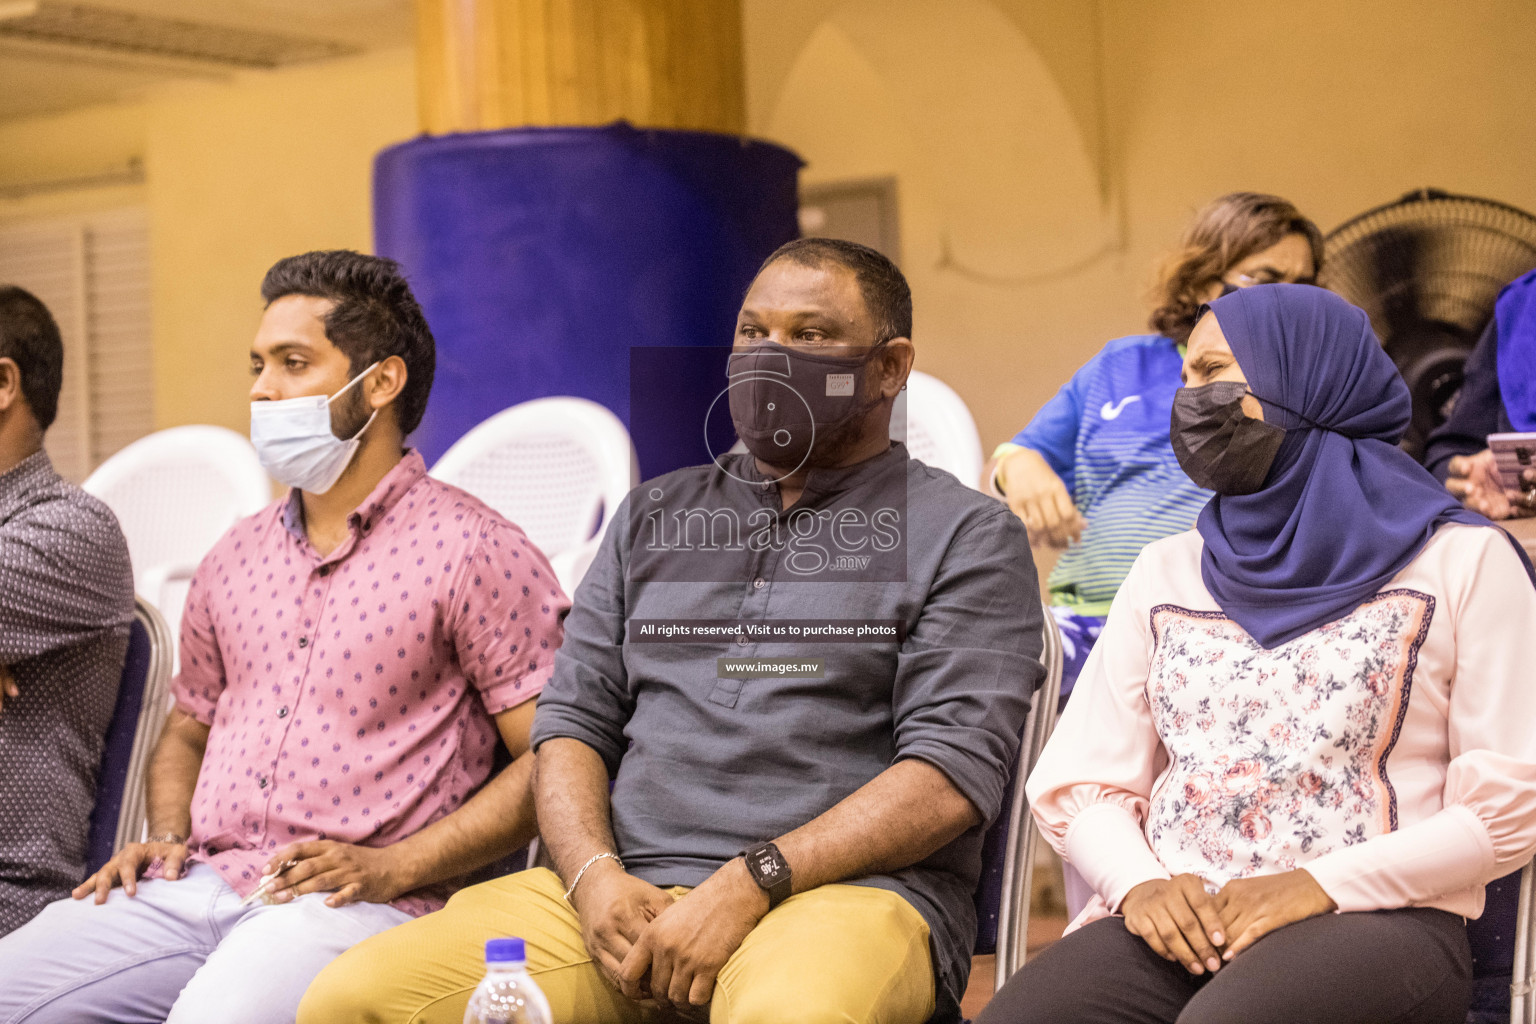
[374,123,802,476]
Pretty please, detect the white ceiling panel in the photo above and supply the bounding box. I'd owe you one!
[0,0,411,122]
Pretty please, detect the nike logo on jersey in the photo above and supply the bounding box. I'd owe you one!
[1100,395,1142,419]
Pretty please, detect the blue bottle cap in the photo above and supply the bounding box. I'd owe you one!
[485,937,526,964]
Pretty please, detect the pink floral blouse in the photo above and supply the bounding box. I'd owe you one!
[1028,523,1536,926]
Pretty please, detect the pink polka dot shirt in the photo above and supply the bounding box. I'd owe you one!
[167,451,568,915]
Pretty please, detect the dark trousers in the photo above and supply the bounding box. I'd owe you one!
[976,909,1473,1024]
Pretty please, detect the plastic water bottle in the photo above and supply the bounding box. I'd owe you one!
[463,937,552,1024]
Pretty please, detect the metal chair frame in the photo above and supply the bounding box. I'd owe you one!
[111,597,175,854]
[993,612,1065,990]
[1513,861,1536,1022]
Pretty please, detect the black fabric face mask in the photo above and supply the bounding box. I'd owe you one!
[726,340,887,471]
[1170,381,1286,494]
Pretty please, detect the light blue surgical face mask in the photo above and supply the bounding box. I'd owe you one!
[250,362,380,494]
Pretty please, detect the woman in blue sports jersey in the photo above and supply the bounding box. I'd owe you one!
[988,193,1323,914]
[991,193,1323,685]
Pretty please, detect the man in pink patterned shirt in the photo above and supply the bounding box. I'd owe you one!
[0,251,568,1024]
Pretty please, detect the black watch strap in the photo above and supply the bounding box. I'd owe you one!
[740,841,793,910]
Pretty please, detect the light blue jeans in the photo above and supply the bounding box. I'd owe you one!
[0,862,410,1024]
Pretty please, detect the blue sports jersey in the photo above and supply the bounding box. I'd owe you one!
[1010,334,1211,613]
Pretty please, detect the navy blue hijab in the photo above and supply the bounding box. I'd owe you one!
[1198,284,1532,648]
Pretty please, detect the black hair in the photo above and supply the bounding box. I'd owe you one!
[0,285,64,430]
[260,250,436,435]
[759,237,913,343]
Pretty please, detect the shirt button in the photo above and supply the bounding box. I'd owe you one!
[277,706,289,719]
[257,775,268,789]
[318,565,332,578]
[752,578,765,590]
[297,637,308,648]
[736,634,749,647]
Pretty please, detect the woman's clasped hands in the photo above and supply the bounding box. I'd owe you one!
[1120,870,1337,975]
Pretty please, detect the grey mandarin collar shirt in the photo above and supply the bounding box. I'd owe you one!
[531,443,1044,1022]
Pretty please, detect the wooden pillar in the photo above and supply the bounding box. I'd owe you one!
[415,0,746,135]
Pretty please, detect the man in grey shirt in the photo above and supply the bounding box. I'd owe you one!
[0,286,135,935]
[302,239,1043,1024]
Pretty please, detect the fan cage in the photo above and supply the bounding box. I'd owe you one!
[1323,188,1536,341]
[1320,188,1536,458]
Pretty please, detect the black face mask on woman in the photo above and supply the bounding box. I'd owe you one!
[1169,381,1286,495]
[727,340,887,470]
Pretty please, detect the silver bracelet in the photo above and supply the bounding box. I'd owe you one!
[563,851,624,902]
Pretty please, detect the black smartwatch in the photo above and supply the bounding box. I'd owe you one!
[740,840,793,910]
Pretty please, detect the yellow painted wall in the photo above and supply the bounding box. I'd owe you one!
[745,0,1536,456]
[0,103,147,221]
[143,49,416,432]
[3,1,1535,456]
[0,48,416,436]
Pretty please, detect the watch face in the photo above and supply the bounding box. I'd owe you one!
[749,847,790,886]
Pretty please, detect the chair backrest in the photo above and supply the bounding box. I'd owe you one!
[972,614,1064,974]
[85,597,174,873]
[430,397,639,587]
[893,370,985,488]
[82,425,272,602]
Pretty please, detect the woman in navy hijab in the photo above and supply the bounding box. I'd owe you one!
[979,285,1536,1024]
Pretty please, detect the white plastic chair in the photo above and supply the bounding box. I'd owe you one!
[82,426,272,653]
[893,370,985,488]
[430,397,639,595]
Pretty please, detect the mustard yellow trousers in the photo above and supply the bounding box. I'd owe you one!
[299,868,935,1024]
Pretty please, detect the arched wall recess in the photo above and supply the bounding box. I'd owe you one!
[768,0,1115,283]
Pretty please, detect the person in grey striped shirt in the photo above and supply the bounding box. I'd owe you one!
[0,285,134,935]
